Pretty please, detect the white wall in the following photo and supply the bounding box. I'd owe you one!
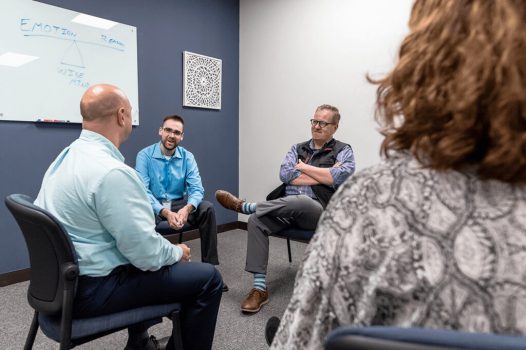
[239,0,413,220]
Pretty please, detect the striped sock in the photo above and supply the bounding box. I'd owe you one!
[253,273,267,291]
[241,202,256,214]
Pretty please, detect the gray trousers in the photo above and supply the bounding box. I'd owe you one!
[245,195,323,274]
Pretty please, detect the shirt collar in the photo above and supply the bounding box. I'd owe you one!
[79,129,124,162]
[153,142,182,159]
[309,138,334,151]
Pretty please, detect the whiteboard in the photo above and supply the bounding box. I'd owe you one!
[0,0,139,124]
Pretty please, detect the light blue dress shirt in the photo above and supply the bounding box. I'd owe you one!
[34,130,182,277]
[135,142,204,215]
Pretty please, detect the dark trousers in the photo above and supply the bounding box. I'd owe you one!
[157,199,219,265]
[74,262,223,350]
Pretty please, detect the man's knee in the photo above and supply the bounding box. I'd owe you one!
[200,263,223,293]
[288,195,321,212]
[248,215,269,241]
[198,200,215,214]
[198,201,217,223]
[210,265,223,288]
[180,262,222,290]
[247,214,259,232]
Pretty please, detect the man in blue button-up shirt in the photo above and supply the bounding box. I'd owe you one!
[135,115,224,290]
[34,84,222,350]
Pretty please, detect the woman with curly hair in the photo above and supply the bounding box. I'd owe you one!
[270,0,526,349]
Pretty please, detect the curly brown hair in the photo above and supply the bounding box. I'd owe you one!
[371,0,526,183]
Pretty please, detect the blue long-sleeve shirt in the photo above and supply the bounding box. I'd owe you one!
[34,130,182,277]
[135,142,204,215]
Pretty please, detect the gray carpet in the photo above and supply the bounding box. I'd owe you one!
[0,229,307,349]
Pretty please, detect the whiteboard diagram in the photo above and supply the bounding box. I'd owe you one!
[0,0,139,124]
[62,41,86,69]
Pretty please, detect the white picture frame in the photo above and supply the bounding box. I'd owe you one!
[183,51,222,110]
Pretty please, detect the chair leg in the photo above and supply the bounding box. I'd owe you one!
[24,310,39,350]
[60,289,75,350]
[170,309,184,350]
[287,238,292,263]
[178,231,184,244]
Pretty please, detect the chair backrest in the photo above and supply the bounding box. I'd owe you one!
[5,194,79,315]
[324,326,526,350]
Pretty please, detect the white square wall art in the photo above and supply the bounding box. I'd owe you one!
[183,51,222,110]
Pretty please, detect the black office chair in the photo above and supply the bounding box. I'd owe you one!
[324,326,526,350]
[5,194,184,350]
[272,227,314,262]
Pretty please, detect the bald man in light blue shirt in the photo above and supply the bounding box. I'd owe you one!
[36,129,182,275]
[34,84,222,350]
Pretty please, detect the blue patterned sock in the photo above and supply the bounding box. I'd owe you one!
[241,202,256,214]
[253,273,267,291]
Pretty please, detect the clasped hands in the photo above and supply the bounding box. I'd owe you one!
[161,207,192,262]
[163,207,191,230]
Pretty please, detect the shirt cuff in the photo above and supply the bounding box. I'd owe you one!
[174,245,184,262]
[187,198,200,213]
[153,202,164,215]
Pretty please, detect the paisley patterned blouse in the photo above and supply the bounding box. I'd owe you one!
[270,152,526,350]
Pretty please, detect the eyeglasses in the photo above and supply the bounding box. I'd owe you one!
[310,119,336,128]
[161,127,183,136]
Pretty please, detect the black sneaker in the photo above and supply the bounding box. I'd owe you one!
[124,335,162,350]
[265,316,280,345]
[223,282,229,292]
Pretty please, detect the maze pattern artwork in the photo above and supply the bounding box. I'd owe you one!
[183,51,222,110]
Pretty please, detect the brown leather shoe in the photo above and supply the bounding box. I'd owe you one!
[215,190,245,213]
[241,288,269,313]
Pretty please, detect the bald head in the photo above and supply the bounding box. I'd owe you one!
[80,84,129,121]
[80,84,133,148]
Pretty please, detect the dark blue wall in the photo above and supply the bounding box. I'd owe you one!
[0,0,239,274]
